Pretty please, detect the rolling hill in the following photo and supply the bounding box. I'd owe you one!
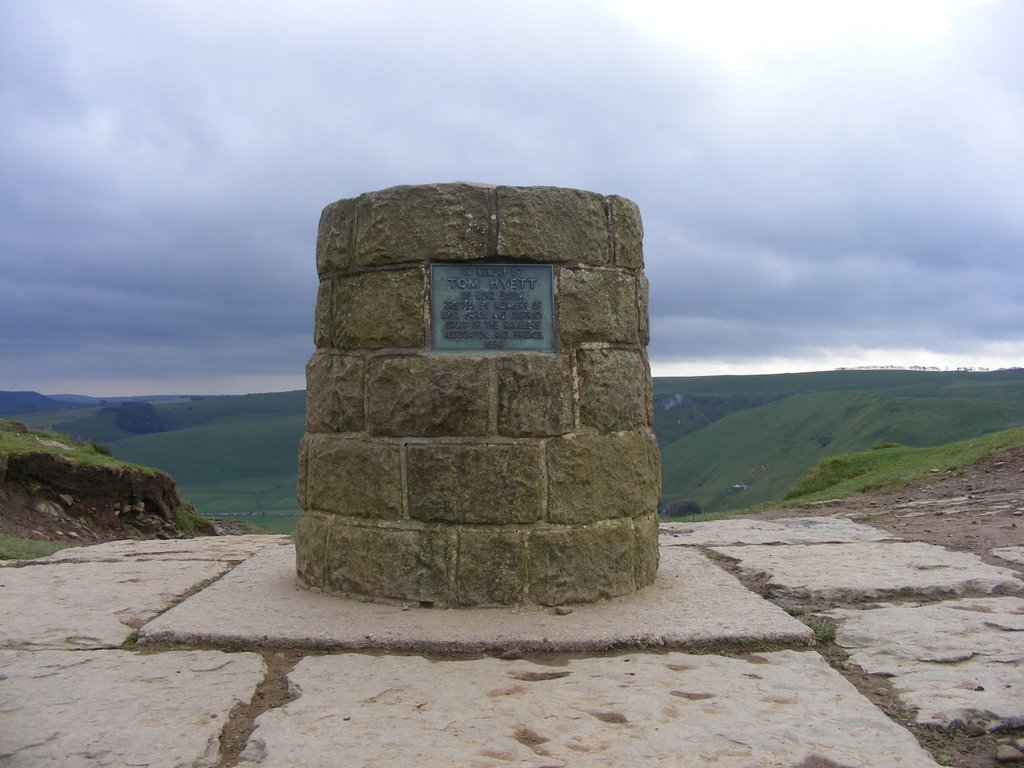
[655,368,1024,512]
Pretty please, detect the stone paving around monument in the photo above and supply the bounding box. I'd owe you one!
[138,544,812,652]
[2,516,1023,767]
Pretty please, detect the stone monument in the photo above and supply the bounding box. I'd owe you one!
[295,183,660,606]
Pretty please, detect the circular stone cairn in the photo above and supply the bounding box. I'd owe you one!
[295,183,661,607]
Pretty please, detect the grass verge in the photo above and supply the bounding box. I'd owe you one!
[0,419,157,473]
[661,510,743,523]
[0,535,69,560]
[781,426,1024,504]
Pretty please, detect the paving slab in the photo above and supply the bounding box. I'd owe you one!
[36,534,291,563]
[711,541,1024,602]
[237,650,938,767]
[660,516,892,546]
[0,558,232,649]
[0,648,265,768]
[993,545,1024,565]
[139,544,813,652]
[828,596,1024,732]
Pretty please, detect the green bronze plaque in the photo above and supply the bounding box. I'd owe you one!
[431,263,555,352]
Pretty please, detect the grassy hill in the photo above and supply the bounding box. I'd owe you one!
[656,368,1024,513]
[15,367,1024,520]
[781,425,1024,504]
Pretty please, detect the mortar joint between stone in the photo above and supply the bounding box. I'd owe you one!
[486,186,499,258]
[346,199,358,267]
[399,441,410,520]
[540,436,551,524]
[604,195,616,267]
[487,358,498,436]
[569,348,582,430]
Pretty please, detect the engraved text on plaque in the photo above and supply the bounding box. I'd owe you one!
[430,263,554,352]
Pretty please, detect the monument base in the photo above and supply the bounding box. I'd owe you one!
[295,511,660,607]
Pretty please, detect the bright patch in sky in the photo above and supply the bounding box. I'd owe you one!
[611,0,985,61]
[652,342,1024,378]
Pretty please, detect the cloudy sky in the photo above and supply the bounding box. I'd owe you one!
[2,0,1022,396]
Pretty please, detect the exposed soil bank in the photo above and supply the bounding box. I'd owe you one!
[0,450,214,543]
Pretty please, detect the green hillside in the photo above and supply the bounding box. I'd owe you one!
[22,391,305,516]
[656,368,1024,513]
[782,426,1024,504]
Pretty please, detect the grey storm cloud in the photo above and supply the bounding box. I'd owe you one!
[2,0,1023,394]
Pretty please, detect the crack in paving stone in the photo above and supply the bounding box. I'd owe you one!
[216,648,308,768]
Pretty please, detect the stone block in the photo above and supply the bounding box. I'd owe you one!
[296,436,309,508]
[529,520,636,605]
[711,541,1024,602]
[0,558,231,649]
[367,356,489,437]
[0,649,266,768]
[830,596,1024,732]
[577,348,651,432]
[313,279,334,349]
[305,436,403,520]
[633,511,660,589]
[407,443,544,524]
[333,268,426,350]
[637,273,650,345]
[225,652,939,766]
[455,529,528,605]
[557,268,639,346]
[323,521,455,604]
[496,355,573,436]
[316,198,357,276]
[305,352,365,433]
[353,184,490,267]
[547,432,660,524]
[496,186,609,265]
[294,511,330,587]
[608,195,643,269]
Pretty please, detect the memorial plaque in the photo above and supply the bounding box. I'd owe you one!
[431,263,555,352]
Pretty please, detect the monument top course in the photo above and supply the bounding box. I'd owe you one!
[295,183,660,607]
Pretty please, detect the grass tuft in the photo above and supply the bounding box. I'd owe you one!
[806,618,837,645]
[121,630,140,649]
[172,501,212,537]
[84,439,111,456]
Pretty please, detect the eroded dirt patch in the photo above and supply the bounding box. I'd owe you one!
[217,649,307,768]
